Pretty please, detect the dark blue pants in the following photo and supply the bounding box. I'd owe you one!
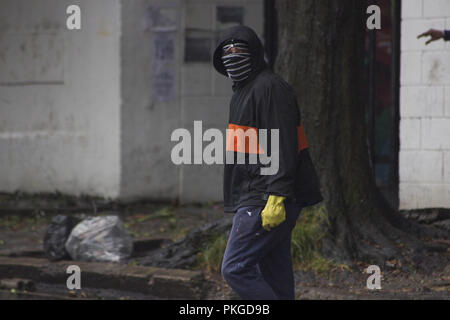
[221,199,302,300]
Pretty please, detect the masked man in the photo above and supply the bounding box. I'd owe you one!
[213,25,323,300]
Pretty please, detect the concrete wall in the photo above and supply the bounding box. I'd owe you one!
[0,0,122,198]
[400,0,450,209]
[120,0,264,202]
[0,0,264,202]
[120,0,181,201]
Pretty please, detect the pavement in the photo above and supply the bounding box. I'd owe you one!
[0,256,205,299]
[0,198,228,300]
[0,196,448,300]
[0,240,206,300]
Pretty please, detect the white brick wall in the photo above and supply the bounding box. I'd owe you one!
[400,118,421,149]
[402,0,422,19]
[399,150,443,182]
[444,151,450,182]
[423,0,450,18]
[400,0,450,209]
[400,86,444,117]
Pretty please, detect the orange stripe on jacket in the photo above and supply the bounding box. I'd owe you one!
[297,124,309,152]
[226,123,309,154]
[226,124,265,154]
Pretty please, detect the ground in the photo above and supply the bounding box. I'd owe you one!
[0,193,448,300]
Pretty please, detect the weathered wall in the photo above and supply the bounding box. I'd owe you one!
[400,0,450,209]
[120,0,264,202]
[120,0,181,202]
[0,0,122,198]
[0,0,264,202]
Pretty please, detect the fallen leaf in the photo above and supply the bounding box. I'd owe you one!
[68,291,77,298]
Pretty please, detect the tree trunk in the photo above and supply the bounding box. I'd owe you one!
[275,0,447,269]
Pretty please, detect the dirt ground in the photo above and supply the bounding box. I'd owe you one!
[0,194,448,300]
[203,252,450,300]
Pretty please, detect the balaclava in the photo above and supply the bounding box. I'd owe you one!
[221,40,252,83]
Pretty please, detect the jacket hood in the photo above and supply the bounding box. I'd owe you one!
[213,25,267,83]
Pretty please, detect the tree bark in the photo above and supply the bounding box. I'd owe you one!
[275,0,448,269]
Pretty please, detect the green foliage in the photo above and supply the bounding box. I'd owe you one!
[130,207,175,224]
[149,206,175,220]
[196,234,228,273]
[128,259,140,267]
[171,227,189,242]
[0,214,49,231]
[290,204,342,275]
[197,203,349,276]
[291,204,329,262]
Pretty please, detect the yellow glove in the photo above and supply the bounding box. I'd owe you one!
[261,195,286,231]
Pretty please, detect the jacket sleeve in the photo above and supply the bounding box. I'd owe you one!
[445,30,450,41]
[258,81,299,198]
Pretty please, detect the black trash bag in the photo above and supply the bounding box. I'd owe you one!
[43,215,79,261]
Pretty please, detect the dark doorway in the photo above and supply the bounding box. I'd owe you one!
[365,0,401,210]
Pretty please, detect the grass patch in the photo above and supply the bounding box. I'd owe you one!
[124,206,177,232]
[129,206,175,224]
[291,203,348,275]
[196,203,349,276]
[0,214,50,231]
[128,259,140,267]
[196,233,228,273]
[147,206,175,220]
[171,227,189,242]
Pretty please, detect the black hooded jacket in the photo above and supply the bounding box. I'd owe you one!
[213,25,323,213]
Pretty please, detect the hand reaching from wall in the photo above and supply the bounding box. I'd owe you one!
[417,29,446,45]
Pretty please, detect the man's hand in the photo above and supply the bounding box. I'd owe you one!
[261,195,286,231]
[418,29,444,45]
